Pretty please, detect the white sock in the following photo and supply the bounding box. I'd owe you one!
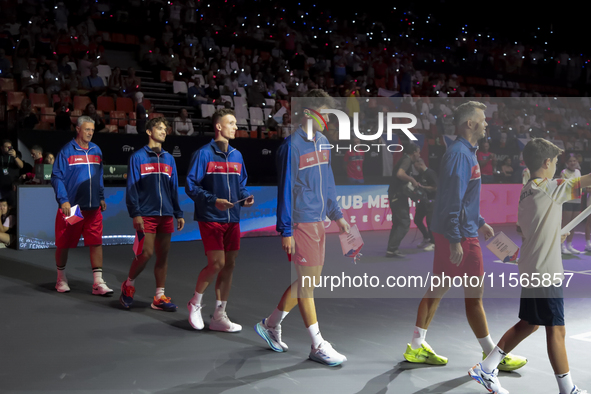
[267,308,289,328]
[190,291,203,306]
[411,326,427,349]
[307,322,324,349]
[155,287,165,299]
[478,335,496,356]
[567,241,573,248]
[556,372,574,394]
[57,266,66,281]
[126,277,135,287]
[213,300,227,319]
[481,346,507,373]
[92,268,103,284]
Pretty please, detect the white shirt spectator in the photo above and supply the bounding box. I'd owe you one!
[237,71,253,87]
[274,81,288,96]
[173,117,194,136]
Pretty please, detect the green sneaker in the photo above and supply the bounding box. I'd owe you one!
[404,343,448,365]
[483,351,527,371]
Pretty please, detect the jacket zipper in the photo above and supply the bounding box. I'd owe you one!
[225,150,232,222]
[157,153,163,216]
[85,147,92,207]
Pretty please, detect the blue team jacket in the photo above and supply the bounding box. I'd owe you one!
[186,139,250,222]
[126,146,183,219]
[51,139,104,210]
[430,136,486,243]
[276,126,343,237]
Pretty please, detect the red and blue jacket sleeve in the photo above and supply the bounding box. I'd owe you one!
[125,153,141,218]
[326,149,343,221]
[51,148,70,206]
[98,148,105,201]
[170,158,183,218]
[186,150,218,207]
[276,139,292,237]
[440,152,471,243]
[238,153,250,204]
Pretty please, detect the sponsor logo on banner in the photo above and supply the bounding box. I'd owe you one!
[173,146,181,157]
[262,149,271,155]
[122,145,134,152]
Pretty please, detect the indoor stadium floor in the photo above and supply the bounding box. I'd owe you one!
[1,224,591,393]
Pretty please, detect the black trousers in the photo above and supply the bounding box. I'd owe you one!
[387,194,410,253]
[414,200,434,242]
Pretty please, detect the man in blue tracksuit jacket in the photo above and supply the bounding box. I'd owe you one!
[402,101,527,372]
[186,108,253,333]
[119,117,185,312]
[254,90,351,367]
[51,115,112,296]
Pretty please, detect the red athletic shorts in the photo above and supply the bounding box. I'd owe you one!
[142,216,174,234]
[198,222,240,254]
[55,208,103,249]
[293,222,325,267]
[432,232,484,277]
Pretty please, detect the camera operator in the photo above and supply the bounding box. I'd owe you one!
[413,158,438,251]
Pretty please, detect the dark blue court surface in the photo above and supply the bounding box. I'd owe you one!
[1,224,590,393]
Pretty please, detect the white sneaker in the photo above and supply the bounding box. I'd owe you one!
[187,302,204,330]
[92,280,114,296]
[56,279,70,293]
[309,341,347,366]
[568,244,582,254]
[468,363,509,394]
[585,243,591,252]
[209,312,242,332]
[569,385,588,394]
[562,244,572,254]
[417,239,431,248]
[423,243,435,251]
[254,319,288,352]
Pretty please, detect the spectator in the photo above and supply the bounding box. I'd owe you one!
[561,154,582,254]
[413,158,438,251]
[477,141,496,183]
[107,66,123,101]
[173,108,194,136]
[122,67,141,98]
[343,137,365,184]
[54,92,74,131]
[238,66,253,87]
[78,52,95,78]
[20,144,43,182]
[135,92,146,135]
[17,98,39,129]
[0,48,12,77]
[187,83,208,114]
[0,199,15,248]
[84,103,108,133]
[205,79,221,102]
[21,58,44,94]
[43,152,55,165]
[273,75,288,99]
[57,55,72,76]
[44,62,64,99]
[82,66,106,103]
[0,140,24,206]
[500,157,514,182]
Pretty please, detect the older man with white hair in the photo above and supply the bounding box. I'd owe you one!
[51,116,112,295]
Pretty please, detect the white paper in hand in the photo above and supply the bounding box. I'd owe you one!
[65,205,83,225]
[339,224,363,263]
[486,231,519,263]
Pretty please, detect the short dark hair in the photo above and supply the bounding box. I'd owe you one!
[146,117,170,131]
[212,108,236,129]
[31,145,43,153]
[2,139,12,145]
[403,142,420,155]
[523,138,563,173]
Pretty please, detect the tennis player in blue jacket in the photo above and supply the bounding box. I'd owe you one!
[254,89,351,366]
[119,117,185,311]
